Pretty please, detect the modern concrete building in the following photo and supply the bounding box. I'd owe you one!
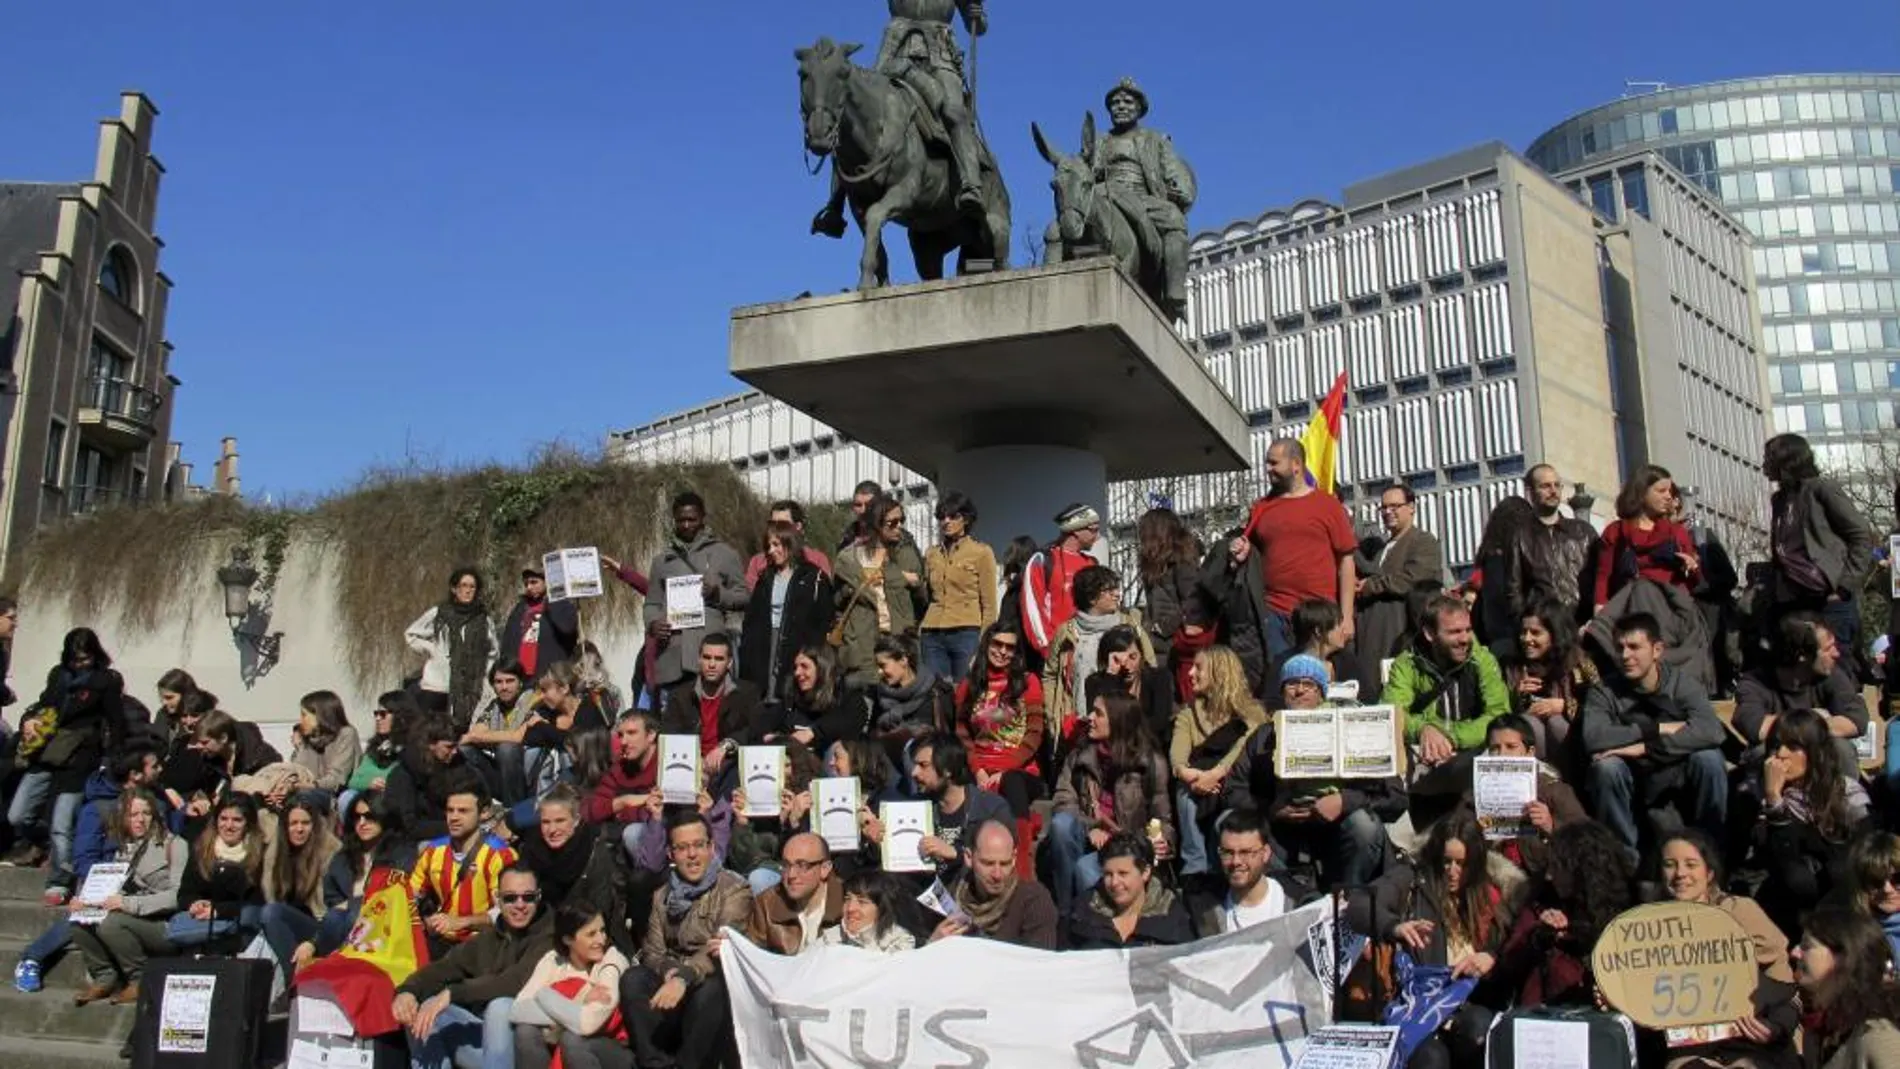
[612,141,1771,572]
[1528,75,1900,466]
[0,92,180,565]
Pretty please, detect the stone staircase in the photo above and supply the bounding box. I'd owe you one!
[0,864,133,1067]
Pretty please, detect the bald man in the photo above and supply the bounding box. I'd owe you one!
[744,833,843,955]
[932,821,1058,950]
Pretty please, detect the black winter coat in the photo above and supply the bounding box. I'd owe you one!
[739,562,835,703]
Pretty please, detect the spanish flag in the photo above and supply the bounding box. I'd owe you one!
[1302,371,1348,495]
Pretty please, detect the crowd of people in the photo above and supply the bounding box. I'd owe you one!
[3,429,1899,1068]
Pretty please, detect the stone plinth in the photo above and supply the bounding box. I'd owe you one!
[731,258,1248,478]
[729,260,1249,542]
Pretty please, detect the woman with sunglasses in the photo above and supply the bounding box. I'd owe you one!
[1843,829,1900,964]
[833,493,927,687]
[290,789,414,968]
[953,624,1045,819]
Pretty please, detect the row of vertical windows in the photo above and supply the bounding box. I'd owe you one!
[1737,200,1900,240]
[1761,316,1900,356]
[1752,240,1900,281]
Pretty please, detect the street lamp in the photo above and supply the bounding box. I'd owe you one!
[216,546,283,662]
[1568,482,1595,522]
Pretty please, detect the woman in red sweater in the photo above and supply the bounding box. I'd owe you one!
[952,624,1045,820]
[1592,464,1699,611]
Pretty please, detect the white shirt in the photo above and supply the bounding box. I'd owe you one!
[1223,879,1288,933]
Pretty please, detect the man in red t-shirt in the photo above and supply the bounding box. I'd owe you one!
[1236,438,1358,663]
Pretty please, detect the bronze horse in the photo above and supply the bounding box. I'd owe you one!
[797,37,1010,290]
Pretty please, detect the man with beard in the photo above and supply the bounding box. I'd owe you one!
[1234,439,1357,665]
[498,566,578,683]
[1520,464,1597,624]
[931,820,1057,949]
[395,864,552,1069]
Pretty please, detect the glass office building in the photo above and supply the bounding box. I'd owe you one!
[1528,74,1900,462]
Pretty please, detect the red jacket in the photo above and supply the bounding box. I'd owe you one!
[1592,517,1696,607]
[1022,543,1094,657]
[585,753,657,826]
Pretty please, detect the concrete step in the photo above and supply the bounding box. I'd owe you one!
[0,898,64,942]
[0,862,52,900]
[0,983,137,1043]
[0,1035,128,1069]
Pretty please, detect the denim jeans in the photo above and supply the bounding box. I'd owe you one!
[1045,811,1103,918]
[407,997,516,1069]
[1272,808,1388,888]
[1586,750,1727,858]
[23,916,72,966]
[259,903,320,980]
[1175,787,1218,876]
[9,774,83,884]
[921,628,981,686]
[165,904,263,947]
[1262,611,1295,666]
[620,821,650,865]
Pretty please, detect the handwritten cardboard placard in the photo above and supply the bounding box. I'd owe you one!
[1591,900,1759,1029]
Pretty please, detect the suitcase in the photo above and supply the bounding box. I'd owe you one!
[1485,1006,1638,1069]
[130,955,274,1068]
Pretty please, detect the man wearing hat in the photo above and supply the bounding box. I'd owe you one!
[1261,654,1401,888]
[1022,503,1102,660]
[498,564,579,681]
[1096,77,1197,321]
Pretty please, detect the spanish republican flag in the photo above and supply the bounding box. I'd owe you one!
[1302,371,1349,495]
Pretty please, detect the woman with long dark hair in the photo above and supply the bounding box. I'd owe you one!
[289,690,362,799]
[1493,820,1634,1009]
[1135,508,1207,674]
[1757,707,1870,937]
[1791,907,1900,1067]
[169,796,267,948]
[1498,600,1598,768]
[1844,830,1900,964]
[1362,815,1513,1069]
[953,624,1045,819]
[1046,694,1173,918]
[258,799,342,985]
[404,566,498,730]
[740,520,834,706]
[994,535,1042,668]
[777,644,869,755]
[9,627,125,902]
[153,668,204,751]
[290,788,414,968]
[1592,465,1699,611]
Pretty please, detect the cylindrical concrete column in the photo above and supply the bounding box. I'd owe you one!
[938,445,1110,564]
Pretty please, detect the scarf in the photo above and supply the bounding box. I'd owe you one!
[518,825,594,907]
[214,838,250,866]
[952,869,1018,934]
[873,670,939,734]
[1069,611,1123,702]
[695,673,735,702]
[434,599,492,728]
[1883,911,1900,969]
[663,864,723,922]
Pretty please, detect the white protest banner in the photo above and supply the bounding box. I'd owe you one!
[725,900,1334,1068]
[1591,900,1759,1029]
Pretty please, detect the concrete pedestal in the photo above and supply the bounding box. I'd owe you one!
[939,445,1108,556]
[729,259,1249,542]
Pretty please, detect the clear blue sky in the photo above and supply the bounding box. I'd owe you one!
[1,1,1891,500]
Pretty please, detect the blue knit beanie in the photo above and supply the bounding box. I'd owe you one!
[1279,654,1331,688]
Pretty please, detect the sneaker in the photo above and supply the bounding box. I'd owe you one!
[40,887,67,908]
[13,959,41,994]
[0,843,40,868]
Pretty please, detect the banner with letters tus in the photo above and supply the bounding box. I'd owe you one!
[723,900,1333,1068]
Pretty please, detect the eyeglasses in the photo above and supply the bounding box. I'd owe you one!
[782,858,829,874]
[373,709,393,719]
[879,517,904,529]
[498,892,541,905]
[1283,679,1323,692]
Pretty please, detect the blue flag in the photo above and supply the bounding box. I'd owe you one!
[1381,951,1477,1066]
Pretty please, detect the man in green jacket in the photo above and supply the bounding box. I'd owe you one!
[1385,594,1511,769]
[393,864,554,1069]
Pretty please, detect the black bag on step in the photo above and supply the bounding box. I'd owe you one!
[129,955,273,1068]
[1485,1006,1638,1069]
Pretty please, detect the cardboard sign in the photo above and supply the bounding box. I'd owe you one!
[1591,901,1759,1028]
[658,735,701,806]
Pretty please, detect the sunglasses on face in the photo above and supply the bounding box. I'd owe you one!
[498,892,540,905]
[989,638,1017,651]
